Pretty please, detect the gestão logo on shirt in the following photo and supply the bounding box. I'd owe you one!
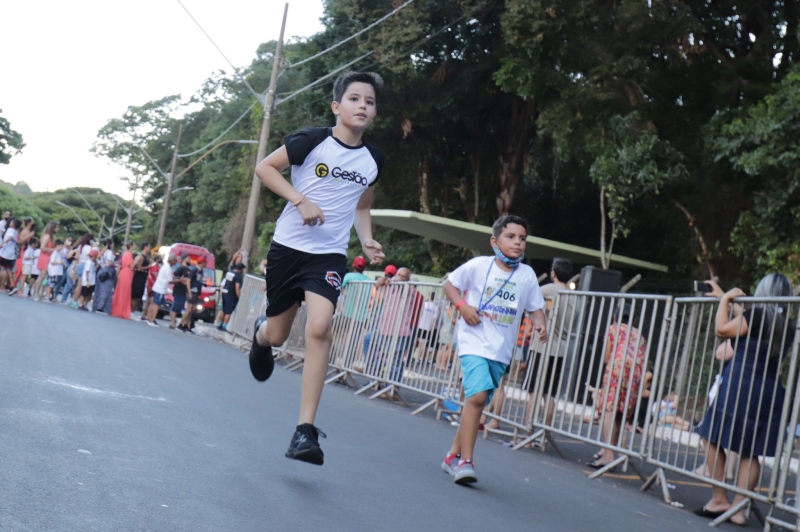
[331,166,368,186]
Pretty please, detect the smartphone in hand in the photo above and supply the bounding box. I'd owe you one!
[693,280,711,293]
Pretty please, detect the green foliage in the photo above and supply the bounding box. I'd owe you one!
[88,0,800,286]
[0,109,25,165]
[0,184,44,225]
[708,65,800,278]
[590,113,687,241]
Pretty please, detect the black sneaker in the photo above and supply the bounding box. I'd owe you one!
[249,316,274,382]
[285,424,326,465]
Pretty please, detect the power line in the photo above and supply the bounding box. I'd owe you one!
[175,0,262,101]
[178,101,258,158]
[277,51,374,106]
[288,0,416,70]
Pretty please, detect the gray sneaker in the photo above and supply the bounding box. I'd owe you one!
[441,454,459,475]
[454,460,477,485]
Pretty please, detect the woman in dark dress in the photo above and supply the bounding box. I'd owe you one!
[130,242,152,313]
[695,274,793,526]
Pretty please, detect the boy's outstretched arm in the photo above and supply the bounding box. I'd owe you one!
[353,186,384,264]
[255,146,325,226]
[530,309,548,343]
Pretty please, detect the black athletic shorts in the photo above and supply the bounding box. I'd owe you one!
[81,285,95,298]
[527,354,564,396]
[222,295,239,315]
[265,242,346,317]
[0,257,15,269]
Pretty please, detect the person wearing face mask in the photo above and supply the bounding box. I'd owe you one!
[439,215,547,486]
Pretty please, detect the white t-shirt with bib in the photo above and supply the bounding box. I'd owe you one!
[448,256,545,365]
[272,127,384,256]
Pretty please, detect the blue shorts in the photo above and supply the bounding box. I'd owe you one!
[171,293,187,313]
[153,292,166,306]
[460,355,508,405]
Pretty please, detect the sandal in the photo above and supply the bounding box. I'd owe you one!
[587,459,616,471]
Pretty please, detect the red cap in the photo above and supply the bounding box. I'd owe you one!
[89,249,99,258]
[353,256,367,269]
[384,264,397,277]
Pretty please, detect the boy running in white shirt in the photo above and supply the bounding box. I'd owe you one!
[441,215,547,485]
[250,71,386,466]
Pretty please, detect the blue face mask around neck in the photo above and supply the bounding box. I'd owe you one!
[493,245,524,268]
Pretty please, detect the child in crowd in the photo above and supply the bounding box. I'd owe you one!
[0,217,20,293]
[20,237,40,297]
[29,241,42,297]
[78,249,98,311]
[440,215,547,485]
[250,71,386,465]
[44,239,66,302]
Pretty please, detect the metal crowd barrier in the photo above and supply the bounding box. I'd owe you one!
[227,274,800,531]
[326,281,463,407]
[228,274,268,340]
[513,292,672,479]
[644,297,800,527]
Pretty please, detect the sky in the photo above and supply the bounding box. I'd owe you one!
[0,0,325,198]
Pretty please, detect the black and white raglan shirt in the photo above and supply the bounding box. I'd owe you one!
[272,127,384,256]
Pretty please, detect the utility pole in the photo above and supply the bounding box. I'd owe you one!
[109,202,119,241]
[240,3,288,267]
[124,175,140,245]
[157,124,183,248]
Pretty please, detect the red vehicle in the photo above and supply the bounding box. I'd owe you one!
[158,243,217,322]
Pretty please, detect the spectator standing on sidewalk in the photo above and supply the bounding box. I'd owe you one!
[93,240,117,314]
[218,262,245,332]
[131,242,152,313]
[440,215,546,485]
[69,232,94,307]
[170,254,191,329]
[0,209,12,234]
[43,239,66,302]
[527,257,575,428]
[179,256,207,333]
[32,221,58,300]
[374,267,424,381]
[145,253,177,326]
[142,254,162,319]
[0,218,20,294]
[78,250,98,310]
[111,242,136,319]
[55,235,74,302]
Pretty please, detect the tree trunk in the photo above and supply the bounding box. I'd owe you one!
[495,97,534,215]
[419,150,431,215]
[600,186,608,269]
[668,194,717,279]
[419,149,441,270]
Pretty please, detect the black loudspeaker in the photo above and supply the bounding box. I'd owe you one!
[574,266,622,405]
[577,266,622,293]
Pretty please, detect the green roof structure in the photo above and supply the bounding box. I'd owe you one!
[370,209,668,273]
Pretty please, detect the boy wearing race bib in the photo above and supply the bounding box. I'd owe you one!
[440,215,547,485]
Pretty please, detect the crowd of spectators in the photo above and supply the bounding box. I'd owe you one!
[0,209,248,333]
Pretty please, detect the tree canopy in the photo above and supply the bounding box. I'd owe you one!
[0,109,25,165]
[88,0,800,287]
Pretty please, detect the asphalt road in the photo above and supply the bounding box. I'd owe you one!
[1,295,722,531]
